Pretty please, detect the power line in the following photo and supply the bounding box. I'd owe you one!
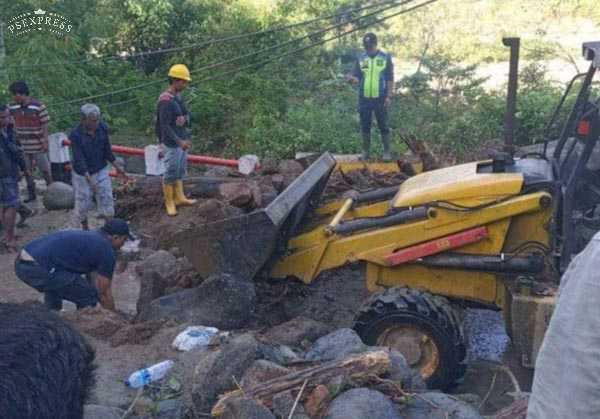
[190,0,438,88]
[49,0,418,108]
[6,0,411,70]
[54,0,438,117]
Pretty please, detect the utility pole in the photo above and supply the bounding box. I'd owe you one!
[0,22,8,92]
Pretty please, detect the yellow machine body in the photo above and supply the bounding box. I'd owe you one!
[270,161,553,309]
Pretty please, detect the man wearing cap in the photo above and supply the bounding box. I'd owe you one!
[14,218,134,311]
[347,33,394,160]
[155,64,197,216]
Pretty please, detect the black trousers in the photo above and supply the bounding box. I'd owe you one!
[14,259,98,310]
[359,98,390,135]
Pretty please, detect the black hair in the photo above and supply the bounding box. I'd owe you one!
[9,81,29,96]
[168,77,177,85]
[363,32,378,47]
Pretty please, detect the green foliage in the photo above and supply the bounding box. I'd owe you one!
[1,0,597,162]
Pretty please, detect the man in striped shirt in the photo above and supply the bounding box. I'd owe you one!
[8,81,53,202]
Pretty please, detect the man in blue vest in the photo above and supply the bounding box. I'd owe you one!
[347,33,394,160]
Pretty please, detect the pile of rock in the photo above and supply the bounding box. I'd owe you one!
[119,319,483,419]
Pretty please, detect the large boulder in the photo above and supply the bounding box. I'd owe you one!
[323,388,402,419]
[136,273,256,329]
[304,329,367,362]
[264,317,332,347]
[136,250,179,313]
[402,392,483,419]
[136,250,178,281]
[192,334,260,415]
[218,182,254,207]
[43,181,74,210]
[221,397,276,419]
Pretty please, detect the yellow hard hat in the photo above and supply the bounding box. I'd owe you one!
[168,64,191,81]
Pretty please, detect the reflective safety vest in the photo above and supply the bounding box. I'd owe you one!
[358,51,391,99]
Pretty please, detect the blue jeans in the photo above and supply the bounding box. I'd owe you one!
[14,259,99,310]
[0,177,20,208]
[72,166,114,223]
[163,146,188,183]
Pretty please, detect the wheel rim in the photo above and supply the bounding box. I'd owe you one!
[376,325,440,380]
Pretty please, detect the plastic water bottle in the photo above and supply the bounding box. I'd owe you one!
[125,360,174,388]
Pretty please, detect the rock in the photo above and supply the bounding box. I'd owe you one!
[240,360,290,389]
[305,384,332,417]
[270,174,285,192]
[205,166,233,177]
[248,181,263,208]
[278,160,304,187]
[386,348,413,386]
[261,191,278,206]
[323,388,402,419]
[278,160,304,175]
[221,397,276,419]
[272,391,310,419]
[259,344,302,365]
[132,396,155,416]
[219,182,253,207]
[136,271,168,315]
[260,158,280,175]
[169,246,184,258]
[137,250,178,281]
[156,399,185,419]
[402,392,483,419]
[264,317,332,347]
[304,329,367,362]
[137,273,256,329]
[84,404,125,419]
[43,181,74,210]
[408,370,427,391]
[192,334,260,415]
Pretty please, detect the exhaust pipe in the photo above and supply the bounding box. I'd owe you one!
[503,37,520,155]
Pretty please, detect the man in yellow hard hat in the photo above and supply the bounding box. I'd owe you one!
[155,64,196,216]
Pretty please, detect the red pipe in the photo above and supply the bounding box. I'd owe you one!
[62,139,240,168]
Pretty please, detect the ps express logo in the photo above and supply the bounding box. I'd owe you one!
[7,9,73,37]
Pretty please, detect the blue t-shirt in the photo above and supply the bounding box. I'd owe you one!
[69,122,116,176]
[25,230,116,278]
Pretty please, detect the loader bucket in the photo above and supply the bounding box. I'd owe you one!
[176,152,336,281]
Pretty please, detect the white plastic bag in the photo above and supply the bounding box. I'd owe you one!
[238,154,260,175]
[172,326,219,351]
[144,145,165,176]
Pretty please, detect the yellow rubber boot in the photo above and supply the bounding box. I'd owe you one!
[174,180,197,206]
[162,183,177,216]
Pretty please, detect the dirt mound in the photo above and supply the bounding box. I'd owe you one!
[61,306,175,347]
[323,167,407,200]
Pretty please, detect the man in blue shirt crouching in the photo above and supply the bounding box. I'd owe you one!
[15,218,134,311]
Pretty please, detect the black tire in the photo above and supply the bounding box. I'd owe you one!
[353,287,466,390]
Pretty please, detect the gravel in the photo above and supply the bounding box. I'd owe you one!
[463,309,510,362]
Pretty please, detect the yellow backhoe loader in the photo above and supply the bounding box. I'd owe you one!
[177,41,600,389]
